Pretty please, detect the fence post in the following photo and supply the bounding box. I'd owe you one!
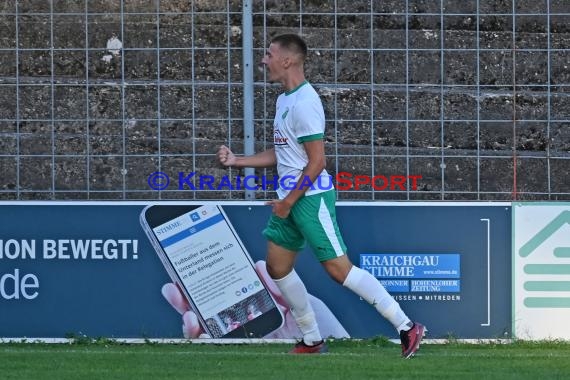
[242,0,255,200]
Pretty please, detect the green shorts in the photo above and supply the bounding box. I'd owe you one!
[262,189,347,262]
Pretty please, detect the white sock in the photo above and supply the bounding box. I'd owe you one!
[343,266,412,332]
[273,269,322,345]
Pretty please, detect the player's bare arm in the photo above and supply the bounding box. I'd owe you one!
[217,145,277,168]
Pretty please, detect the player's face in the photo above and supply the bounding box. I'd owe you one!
[261,43,286,83]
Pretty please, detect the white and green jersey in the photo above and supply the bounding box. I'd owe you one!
[273,81,333,199]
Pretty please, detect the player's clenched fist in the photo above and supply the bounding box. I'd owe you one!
[217,145,237,167]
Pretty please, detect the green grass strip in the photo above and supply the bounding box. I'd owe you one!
[1,340,570,380]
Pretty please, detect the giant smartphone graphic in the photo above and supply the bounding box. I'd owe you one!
[140,204,283,338]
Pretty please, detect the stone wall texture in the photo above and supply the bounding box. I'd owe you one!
[0,0,568,200]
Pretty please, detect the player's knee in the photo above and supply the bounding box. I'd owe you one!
[327,269,347,284]
[265,260,291,279]
[322,257,352,284]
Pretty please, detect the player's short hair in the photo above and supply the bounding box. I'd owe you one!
[271,34,307,61]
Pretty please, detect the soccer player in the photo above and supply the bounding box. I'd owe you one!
[217,34,425,357]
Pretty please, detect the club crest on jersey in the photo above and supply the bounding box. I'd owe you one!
[274,129,288,145]
[281,107,289,120]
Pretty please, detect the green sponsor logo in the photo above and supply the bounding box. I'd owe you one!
[519,210,570,308]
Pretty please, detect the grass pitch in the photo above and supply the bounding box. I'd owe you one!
[1,339,570,380]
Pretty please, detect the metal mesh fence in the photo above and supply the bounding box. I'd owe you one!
[0,0,568,201]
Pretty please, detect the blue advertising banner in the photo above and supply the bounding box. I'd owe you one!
[0,202,511,340]
[361,253,461,293]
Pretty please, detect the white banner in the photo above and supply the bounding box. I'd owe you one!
[513,203,570,339]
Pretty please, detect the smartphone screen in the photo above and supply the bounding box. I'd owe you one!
[141,204,283,338]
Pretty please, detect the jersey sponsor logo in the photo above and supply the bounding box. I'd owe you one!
[273,129,289,145]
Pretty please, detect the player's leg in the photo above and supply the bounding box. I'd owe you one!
[262,214,325,352]
[339,258,426,357]
[297,189,425,357]
[321,244,425,358]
